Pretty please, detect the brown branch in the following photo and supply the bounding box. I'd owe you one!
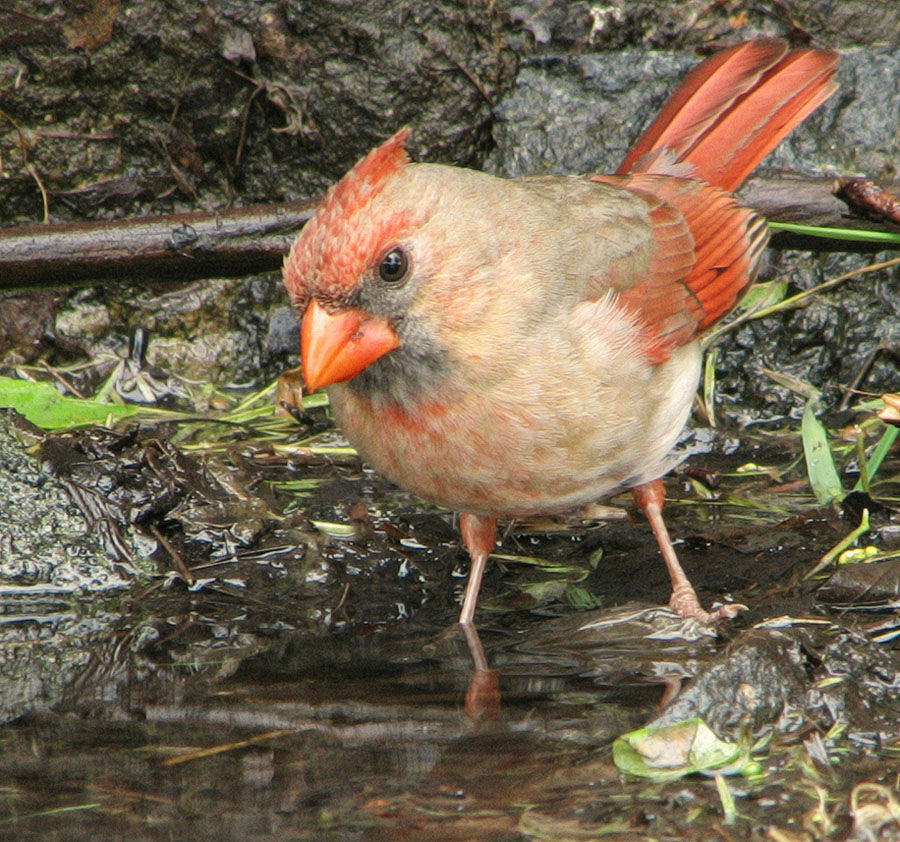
[835,178,900,225]
[0,200,317,290]
[738,175,900,231]
[2,174,899,292]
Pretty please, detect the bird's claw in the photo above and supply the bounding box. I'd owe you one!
[669,585,746,624]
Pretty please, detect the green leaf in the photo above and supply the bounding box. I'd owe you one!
[613,717,759,782]
[801,400,843,504]
[310,520,359,537]
[516,579,568,603]
[565,585,600,609]
[0,376,138,431]
[736,279,789,314]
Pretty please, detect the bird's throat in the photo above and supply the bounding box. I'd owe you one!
[346,335,450,409]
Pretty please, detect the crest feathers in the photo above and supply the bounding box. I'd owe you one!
[326,128,412,222]
[284,129,413,305]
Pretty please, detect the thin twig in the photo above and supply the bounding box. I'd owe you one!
[0,106,50,222]
[706,255,900,346]
[150,523,195,584]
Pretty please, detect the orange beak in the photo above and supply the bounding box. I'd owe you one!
[300,298,400,392]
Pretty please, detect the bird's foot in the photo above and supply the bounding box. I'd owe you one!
[668,583,746,624]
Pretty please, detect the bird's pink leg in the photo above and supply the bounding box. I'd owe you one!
[633,479,743,623]
[458,513,498,625]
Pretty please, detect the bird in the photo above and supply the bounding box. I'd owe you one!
[282,39,839,625]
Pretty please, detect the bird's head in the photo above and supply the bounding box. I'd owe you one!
[284,130,544,407]
[283,129,449,404]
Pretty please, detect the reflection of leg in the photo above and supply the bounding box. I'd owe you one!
[460,619,489,672]
[458,513,498,625]
[460,619,500,722]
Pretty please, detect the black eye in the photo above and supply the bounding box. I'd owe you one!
[378,246,409,284]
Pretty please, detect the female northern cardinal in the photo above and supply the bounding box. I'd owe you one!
[283,39,839,625]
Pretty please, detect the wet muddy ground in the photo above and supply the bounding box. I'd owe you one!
[1,386,899,841]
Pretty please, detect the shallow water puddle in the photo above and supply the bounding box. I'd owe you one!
[1,411,900,839]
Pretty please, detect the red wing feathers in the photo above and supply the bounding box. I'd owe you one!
[605,38,837,361]
[595,175,768,361]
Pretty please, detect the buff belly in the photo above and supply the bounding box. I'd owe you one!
[327,342,702,518]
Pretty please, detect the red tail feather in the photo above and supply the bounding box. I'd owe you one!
[618,39,839,191]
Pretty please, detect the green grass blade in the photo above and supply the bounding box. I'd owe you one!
[853,424,900,492]
[769,221,900,246]
[702,347,718,427]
